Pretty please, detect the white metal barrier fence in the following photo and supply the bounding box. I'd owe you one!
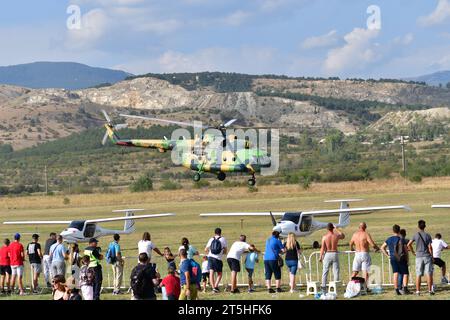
[8,251,449,292]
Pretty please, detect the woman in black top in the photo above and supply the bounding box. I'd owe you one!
[283,233,302,293]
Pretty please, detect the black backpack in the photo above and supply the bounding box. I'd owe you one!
[130,265,150,298]
[210,237,222,255]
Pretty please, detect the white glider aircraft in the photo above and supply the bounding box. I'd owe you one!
[3,209,175,243]
[432,204,450,209]
[200,199,411,238]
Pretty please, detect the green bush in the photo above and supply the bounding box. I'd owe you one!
[160,180,182,190]
[129,174,153,192]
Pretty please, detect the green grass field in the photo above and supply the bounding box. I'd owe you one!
[0,177,449,300]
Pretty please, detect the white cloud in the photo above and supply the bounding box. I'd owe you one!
[66,9,110,50]
[223,10,252,27]
[393,33,414,45]
[114,46,278,75]
[418,0,450,27]
[301,30,339,50]
[323,28,380,76]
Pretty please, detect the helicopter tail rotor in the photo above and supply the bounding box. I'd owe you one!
[101,110,127,145]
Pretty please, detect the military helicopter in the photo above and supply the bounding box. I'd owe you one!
[101,110,272,186]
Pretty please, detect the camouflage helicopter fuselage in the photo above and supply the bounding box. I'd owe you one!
[105,123,271,185]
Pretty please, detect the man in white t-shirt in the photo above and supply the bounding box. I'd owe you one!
[432,233,449,284]
[226,235,258,293]
[138,232,163,263]
[205,228,227,293]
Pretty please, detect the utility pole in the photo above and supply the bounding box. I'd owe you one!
[400,136,406,177]
[44,165,48,195]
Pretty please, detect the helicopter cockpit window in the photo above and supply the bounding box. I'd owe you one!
[68,220,85,231]
[299,215,313,232]
[281,212,300,225]
[83,223,96,238]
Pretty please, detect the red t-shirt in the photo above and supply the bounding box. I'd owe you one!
[0,245,10,266]
[161,274,181,299]
[8,242,24,266]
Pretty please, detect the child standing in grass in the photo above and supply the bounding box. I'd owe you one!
[245,251,259,293]
[79,255,95,300]
[201,255,209,293]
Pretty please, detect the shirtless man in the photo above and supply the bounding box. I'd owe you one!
[320,223,345,292]
[349,222,379,285]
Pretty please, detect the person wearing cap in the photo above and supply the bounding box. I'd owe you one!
[9,233,25,295]
[84,238,103,300]
[49,235,69,278]
[160,266,181,300]
[26,234,43,294]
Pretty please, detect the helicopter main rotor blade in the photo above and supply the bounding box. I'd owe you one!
[120,114,206,129]
[223,119,237,127]
[101,132,109,145]
[102,109,112,124]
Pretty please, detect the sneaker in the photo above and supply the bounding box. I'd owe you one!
[248,288,255,293]
[212,287,220,293]
[441,277,449,284]
[0,290,5,294]
[398,288,405,295]
[429,291,435,296]
[395,289,402,295]
[402,287,411,295]
[415,291,420,296]
[289,289,295,293]
[268,288,275,294]
[276,287,283,293]
[19,291,25,296]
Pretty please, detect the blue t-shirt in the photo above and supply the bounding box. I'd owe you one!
[385,236,406,261]
[50,243,68,263]
[245,252,258,269]
[179,259,193,286]
[264,236,283,261]
[109,242,121,257]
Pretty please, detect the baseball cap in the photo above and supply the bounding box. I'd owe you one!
[14,233,21,240]
[89,238,98,243]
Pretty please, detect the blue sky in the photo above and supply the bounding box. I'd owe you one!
[0,0,449,78]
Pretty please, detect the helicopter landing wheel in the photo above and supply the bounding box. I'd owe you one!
[217,172,226,181]
[193,172,201,182]
[248,178,256,186]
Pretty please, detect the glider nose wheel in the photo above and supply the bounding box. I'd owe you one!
[217,172,226,181]
[193,172,202,182]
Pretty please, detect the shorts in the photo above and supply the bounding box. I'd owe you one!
[0,265,11,276]
[246,268,254,278]
[11,265,24,277]
[433,258,446,268]
[202,272,209,282]
[416,256,433,276]
[286,260,298,275]
[227,258,240,272]
[352,252,372,272]
[390,259,409,275]
[207,257,223,273]
[264,260,281,280]
[179,283,198,300]
[31,263,42,273]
